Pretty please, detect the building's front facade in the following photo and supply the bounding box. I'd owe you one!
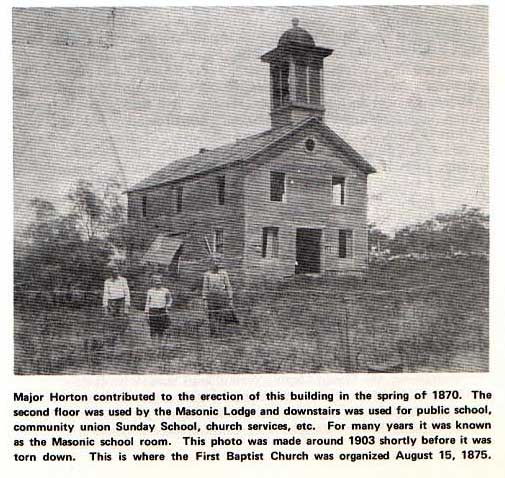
[127,20,376,283]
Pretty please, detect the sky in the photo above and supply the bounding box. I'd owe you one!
[13,5,488,234]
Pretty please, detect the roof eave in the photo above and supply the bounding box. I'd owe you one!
[125,166,229,195]
[126,116,376,193]
[315,120,376,175]
[261,44,333,62]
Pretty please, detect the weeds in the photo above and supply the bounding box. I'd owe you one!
[14,257,488,374]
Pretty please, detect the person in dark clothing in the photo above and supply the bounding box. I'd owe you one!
[102,265,130,345]
[202,255,235,336]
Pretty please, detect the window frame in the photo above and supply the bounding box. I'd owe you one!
[271,65,281,109]
[305,137,316,153]
[338,229,354,259]
[280,62,290,105]
[295,62,308,103]
[331,176,346,206]
[216,175,226,206]
[308,66,321,105]
[175,186,184,213]
[262,227,280,260]
[270,171,287,203]
[271,62,290,108]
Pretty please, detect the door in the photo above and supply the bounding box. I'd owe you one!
[295,228,322,274]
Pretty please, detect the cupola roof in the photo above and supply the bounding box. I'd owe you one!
[278,18,315,47]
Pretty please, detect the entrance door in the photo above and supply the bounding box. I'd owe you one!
[295,228,322,274]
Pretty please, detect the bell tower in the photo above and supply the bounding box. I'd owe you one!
[261,19,334,129]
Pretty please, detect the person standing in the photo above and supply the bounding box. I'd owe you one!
[202,255,235,337]
[102,265,130,345]
[144,274,173,346]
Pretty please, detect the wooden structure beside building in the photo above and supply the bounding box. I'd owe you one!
[127,19,376,282]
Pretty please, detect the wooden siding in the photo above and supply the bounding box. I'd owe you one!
[127,167,246,282]
[243,124,369,279]
[127,123,370,282]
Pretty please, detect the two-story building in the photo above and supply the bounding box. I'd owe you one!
[126,19,376,283]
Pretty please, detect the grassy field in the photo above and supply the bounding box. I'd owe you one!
[14,256,488,374]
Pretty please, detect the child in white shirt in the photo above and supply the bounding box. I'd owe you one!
[144,274,173,344]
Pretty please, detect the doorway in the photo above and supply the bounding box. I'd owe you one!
[295,228,322,274]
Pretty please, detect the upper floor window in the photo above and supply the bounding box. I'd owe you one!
[176,186,183,213]
[214,228,224,255]
[217,175,226,205]
[142,195,148,218]
[332,176,346,206]
[270,172,286,202]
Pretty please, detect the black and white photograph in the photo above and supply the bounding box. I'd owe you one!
[13,5,489,375]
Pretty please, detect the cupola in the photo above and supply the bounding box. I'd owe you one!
[261,19,333,128]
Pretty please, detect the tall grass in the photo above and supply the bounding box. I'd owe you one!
[14,257,488,375]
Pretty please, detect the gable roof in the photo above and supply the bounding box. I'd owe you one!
[126,117,376,193]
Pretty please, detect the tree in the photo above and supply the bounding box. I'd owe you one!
[68,180,125,241]
[388,205,489,256]
[434,205,489,254]
[368,223,390,253]
[26,198,81,265]
[16,182,126,302]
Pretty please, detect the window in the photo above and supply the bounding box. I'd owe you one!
[280,62,290,105]
[176,186,183,213]
[214,228,224,255]
[270,172,286,202]
[308,67,321,105]
[295,63,308,103]
[217,175,225,205]
[305,138,316,152]
[332,176,346,206]
[142,195,148,218]
[272,65,281,108]
[339,230,353,258]
[271,63,290,108]
[295,64,321,105]
[262,227,279,259]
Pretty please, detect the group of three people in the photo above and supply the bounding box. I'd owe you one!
[102,256,235,345]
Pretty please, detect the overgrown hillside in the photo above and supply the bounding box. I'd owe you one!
[14,256,488,375]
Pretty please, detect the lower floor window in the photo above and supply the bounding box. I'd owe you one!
[262,227,279,259]
[339,229,353,258]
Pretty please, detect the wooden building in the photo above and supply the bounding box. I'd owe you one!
[126,19,376,283]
